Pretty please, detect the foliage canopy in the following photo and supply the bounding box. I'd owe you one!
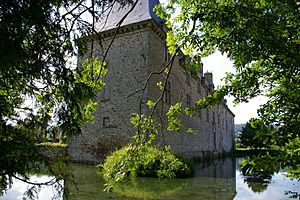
[155,0,300,175]
[238,118,274,149]
[0,0,131,193]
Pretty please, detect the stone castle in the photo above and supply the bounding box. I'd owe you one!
[68,0,235,163]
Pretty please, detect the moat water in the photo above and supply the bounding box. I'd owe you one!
[1,157,299,200]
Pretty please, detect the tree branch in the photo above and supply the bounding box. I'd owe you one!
[12,175,59,186]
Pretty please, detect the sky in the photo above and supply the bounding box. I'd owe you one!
[202,51,268,124]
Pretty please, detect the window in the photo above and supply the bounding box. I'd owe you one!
[99,85,110,101]
[197,81,201,95]
[103,117,110,128]
[186,94,191,107]
[185,72,191,86]
[198,110,202,119]
[164,81,171,105]
[206,109,209,122]
[164,45,170,62]
[212,111,216,124]
[179,56,185,68]
[217,114,220,124]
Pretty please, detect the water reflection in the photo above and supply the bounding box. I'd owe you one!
[1,157,299,200]
[235,158,300,200]
[0,175,63,200]
[237,157,273,193]
[194,157,236,179]
[66,158,237,200]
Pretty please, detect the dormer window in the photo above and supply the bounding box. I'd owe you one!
[179,56,186,68]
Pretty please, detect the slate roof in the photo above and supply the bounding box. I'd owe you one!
[96,0,164,31]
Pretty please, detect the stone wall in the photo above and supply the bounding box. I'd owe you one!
[146,28,235,157]
[68,25,151,162]
[68,20,235,162]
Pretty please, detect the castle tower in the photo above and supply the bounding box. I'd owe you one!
[68,0,235,162]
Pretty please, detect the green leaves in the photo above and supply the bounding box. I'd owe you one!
[78,58,107,91]
[157,0,300,177]
[99,144,191,190]
[130,113,157,145]
[0,0,115,191]
[238,118,274,150]
[146,100,155,108]
[166,103,183,132]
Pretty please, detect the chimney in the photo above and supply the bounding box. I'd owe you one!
[204,71,214,92]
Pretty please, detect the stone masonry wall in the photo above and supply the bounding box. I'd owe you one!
[68,20,235,162]
[146,26,235,157]
[68,26,151,162]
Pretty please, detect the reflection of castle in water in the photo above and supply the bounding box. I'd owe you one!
[65,158,237,200]
[194,157,236,179]
[190,157,237,200]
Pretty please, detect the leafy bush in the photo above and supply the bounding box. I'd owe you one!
[98,114,192,192]
[98,144,191,184]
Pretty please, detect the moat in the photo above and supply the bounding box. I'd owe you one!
[1,157,299,200]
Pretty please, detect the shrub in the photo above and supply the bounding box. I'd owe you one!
[98,144,191,184]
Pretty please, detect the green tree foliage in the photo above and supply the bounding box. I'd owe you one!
[239,121,259,149]
[0,0,125,193]
[99,144,191,191]
[155,0,300,175]
[238,118,273,149]
[99,114,191,191]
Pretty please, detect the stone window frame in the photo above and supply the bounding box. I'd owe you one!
[103,117,110,128]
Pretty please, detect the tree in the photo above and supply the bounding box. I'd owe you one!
[239,121,259,149]
[238,118,273,149]
[155,0,300,176]
[0,0,133,193]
